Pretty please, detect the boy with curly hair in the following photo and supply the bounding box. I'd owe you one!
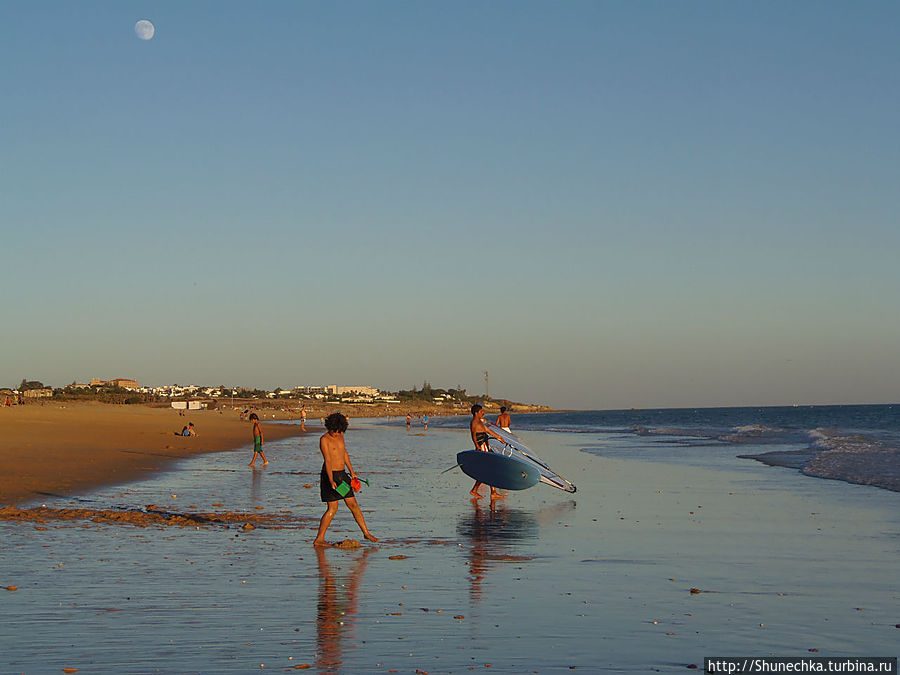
[313,412,378,547]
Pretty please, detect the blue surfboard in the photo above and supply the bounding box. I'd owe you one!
[456,449,541,490]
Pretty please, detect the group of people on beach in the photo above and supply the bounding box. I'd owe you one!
[175,422,196,437]
[247,403,511,546]
[405,412,429,430]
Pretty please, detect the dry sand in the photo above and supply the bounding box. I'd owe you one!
[0,402,302,506]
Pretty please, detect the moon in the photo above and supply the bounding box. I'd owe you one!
[135,20,155,41]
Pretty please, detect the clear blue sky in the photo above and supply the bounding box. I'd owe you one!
[2,1,898,409]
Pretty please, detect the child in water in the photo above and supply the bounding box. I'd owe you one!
[248,413,268,466]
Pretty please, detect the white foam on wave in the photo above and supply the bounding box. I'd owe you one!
[719,424,789,445]
[732,424,777,434]
[632,425,713,438]
[799,429,900,492]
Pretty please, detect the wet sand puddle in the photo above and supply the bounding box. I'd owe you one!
[2,421,899,673]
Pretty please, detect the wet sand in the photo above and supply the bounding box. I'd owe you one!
[1,419,898,673]
[0,402,302,506]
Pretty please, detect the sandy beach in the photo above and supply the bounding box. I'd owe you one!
[0,402,303,506]
[1,413,898,673]
[0,399,545,506]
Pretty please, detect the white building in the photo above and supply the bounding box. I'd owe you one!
[326,385,380,397]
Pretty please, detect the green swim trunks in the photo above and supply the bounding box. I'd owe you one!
[254,436,262,452]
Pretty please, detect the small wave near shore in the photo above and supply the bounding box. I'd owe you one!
[485,405,900,493]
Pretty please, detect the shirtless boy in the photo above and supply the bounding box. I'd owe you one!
[313,412,378,547]
[248,413,268,466]
[469,403,507,499]
[496,406,511,433]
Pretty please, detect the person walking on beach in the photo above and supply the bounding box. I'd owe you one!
[313,412,378,547]
[248,413,268,466]
[496,406,511,433]
[470,403,507,500]
[423,414,429,430]
[406,413,411,431]
[300,405,307,431]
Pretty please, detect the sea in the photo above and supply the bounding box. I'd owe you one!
[2,405,898,673]
[428,403,900,493]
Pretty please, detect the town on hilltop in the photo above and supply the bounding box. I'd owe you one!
[2,378,551,415]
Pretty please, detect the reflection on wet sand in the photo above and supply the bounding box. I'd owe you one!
[315,546,374,675]
[458,499,576,603]
[250,466,263,504]
[459,500,530,604]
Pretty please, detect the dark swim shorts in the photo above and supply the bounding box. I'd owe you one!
[320,465,354,502]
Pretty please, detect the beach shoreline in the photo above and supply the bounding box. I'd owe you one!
[0,398,552,507]
[0,401,304,506]
[2,413,898,672]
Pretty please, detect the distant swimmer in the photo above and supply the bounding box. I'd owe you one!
[248,413,268,466]
[406,413,411,430]
[469,403,507,500]
[313,412,378,547]
[496,406,511,433]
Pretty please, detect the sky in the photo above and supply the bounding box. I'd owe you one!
[2,1,899,410]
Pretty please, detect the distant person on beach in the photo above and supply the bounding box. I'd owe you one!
[300,405,307,431]
[496,407,511,433]
[176,422,197,437]
[313,412,378,547]
[470,403,507,500]
[248,413,268,466]
[406,413,411,430]
[175,423,196,437]
[423,414,429,430]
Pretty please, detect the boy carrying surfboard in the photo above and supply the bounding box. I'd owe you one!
[469,403,508,500]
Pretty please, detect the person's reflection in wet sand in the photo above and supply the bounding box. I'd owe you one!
[466,497,493,603]
[250,465,263,505]
[462,498,575,604]
[315,546,374,674]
